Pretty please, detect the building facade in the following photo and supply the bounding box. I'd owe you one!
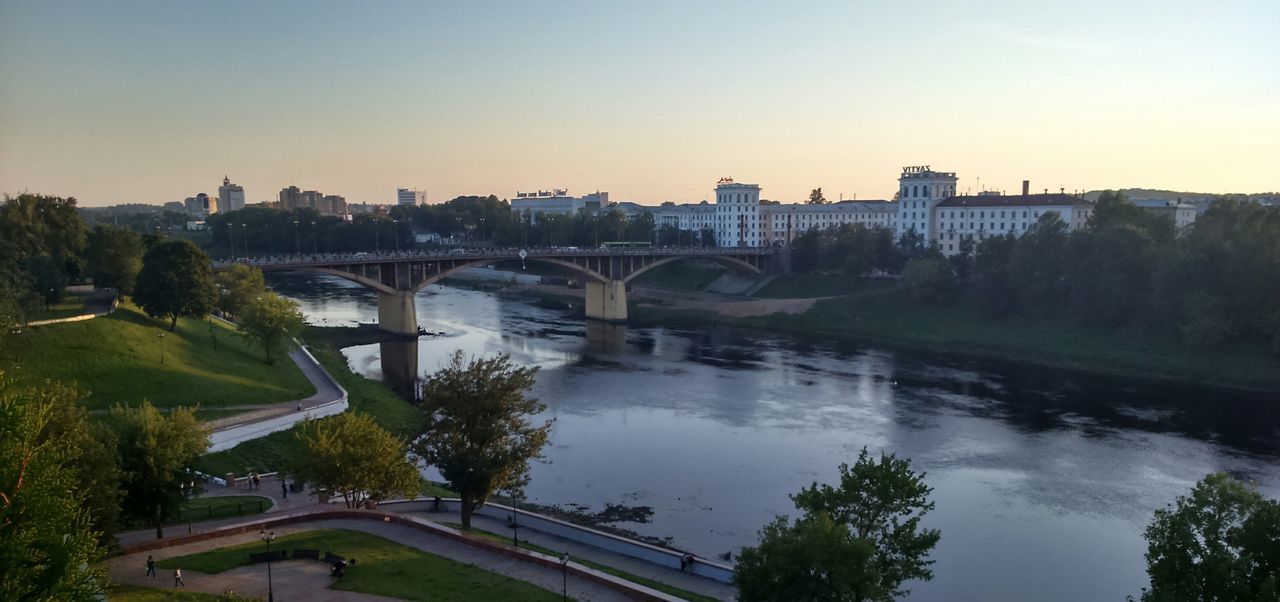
[184,192,216,216]
[764,201,898,245]
[278,186,347,215]
[894,166,958,243]
[397,188,428,206]
[218,176,246,212]
[511,190,609,222]
[931,191,1094,255]
[714,179,762,247]
[1133,199,1198,229]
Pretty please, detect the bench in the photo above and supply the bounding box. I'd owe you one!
[248,550,287,564]
[292,549,320,561]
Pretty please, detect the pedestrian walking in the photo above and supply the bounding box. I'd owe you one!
[281,479,288,499]
[145,555,155,578]
[253,473,261,490]
[247,472,256,490]
[173,567,185,588]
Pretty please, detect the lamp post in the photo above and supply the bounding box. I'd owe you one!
[227,223,235,259]
[374,220,380,252]
[293,220,300,256]
[157,332,165,365]
[392,219,400,253]
[242,223,249,257]
[182,478,195,534]
[560,553,569,601]
[509,490,520,548]
[259,530,276,602]
[310,221,317,255]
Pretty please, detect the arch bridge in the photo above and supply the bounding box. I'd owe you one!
[215,247,780,336]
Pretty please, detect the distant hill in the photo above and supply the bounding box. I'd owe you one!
[1084,189,1279,206]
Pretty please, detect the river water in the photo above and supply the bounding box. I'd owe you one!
[269,272,1280,601]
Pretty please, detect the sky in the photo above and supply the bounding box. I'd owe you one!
[1,0,1277,207]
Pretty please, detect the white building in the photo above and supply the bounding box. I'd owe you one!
[714,179,763,247]
[397,188,429,206]
[764,201,897,245]
[1133,199,1198,229]
[218,176,245,212]
[931,188,1093,255]
[510,190,609,222]
[654,201,717,233]
[894,166,958,242]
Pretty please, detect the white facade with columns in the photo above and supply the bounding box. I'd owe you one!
[714,179,763,247]
[895,166,958,242]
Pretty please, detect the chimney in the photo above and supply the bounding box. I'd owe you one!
[1022,180,1029,196]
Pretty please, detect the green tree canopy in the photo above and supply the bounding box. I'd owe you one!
[736,448,941,602]
[133,239,217,331]
[292,412,419,509]
[25,254,68,309]
[238,291,304,364]
[808,188,829,205]
[85,224,144,296]
[213,264,265,318]
[412,351,552,528]
[1138,472,1280,601]
[112,401,208,539]
[901,257,954,304]
[0,375,106,601]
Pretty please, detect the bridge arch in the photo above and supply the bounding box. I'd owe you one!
[305,267,397,295]
[621,254,763,284]
[409,257,610,293]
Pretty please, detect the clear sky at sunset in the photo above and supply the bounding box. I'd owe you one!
[1,0,1276,207]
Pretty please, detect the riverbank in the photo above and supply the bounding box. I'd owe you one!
[447,276,1280,392]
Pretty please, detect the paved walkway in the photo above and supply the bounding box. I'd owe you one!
[108,519,633,601]
[202,346,345,431]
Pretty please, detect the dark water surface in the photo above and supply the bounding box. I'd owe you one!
[270,272,1280,602]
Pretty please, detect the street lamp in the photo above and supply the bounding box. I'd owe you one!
[560,553,569,601]
[241,223,249,256]
[310,221,317,255]
[259,530,277,602]
[227,223,235,259]
[392,219,400,253]
[374,220,380,252]
[157,332,165,365]
[182,478,195,534]
[293,220,300,256]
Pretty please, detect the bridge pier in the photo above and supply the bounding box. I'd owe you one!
[377,290,419,337]
[584,280,628,323]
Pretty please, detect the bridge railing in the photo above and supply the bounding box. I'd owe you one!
[212,246,774,268]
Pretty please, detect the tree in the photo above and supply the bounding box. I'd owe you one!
[739,448,941,602]
[25,254,68,309]
[112,402,208,539]
[36,381,123,546]
[413,351,552,528]
[85,225,143,296]
[238,292,304,364]
[0,376,106,601]
[901,258,954,305]
[736,513,879,601]
[133,239,217,331]
[1138,472,1280,601]
[808,188,829,205]
[214,264,266,318]
[292,413,419,509]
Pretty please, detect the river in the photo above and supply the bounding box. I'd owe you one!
[269,272,1280,601]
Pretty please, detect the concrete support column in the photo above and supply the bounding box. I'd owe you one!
[377,290,419,337]
[584,280,628,323]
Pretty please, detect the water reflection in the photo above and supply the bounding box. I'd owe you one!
[380,340,419,402]
[270,272,1280,602]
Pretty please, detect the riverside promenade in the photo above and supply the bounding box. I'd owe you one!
[111,474,735,601]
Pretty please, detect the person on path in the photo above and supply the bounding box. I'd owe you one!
[173,567,185,588]
[247,472,256,490]
[145,555,155,578]
[281,479,288,499]
[252,473,260,491]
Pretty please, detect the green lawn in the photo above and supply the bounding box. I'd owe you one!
[122,495,270,530]
[1,302,314,411]
[752,273,898,298]
[156,528,566,601]
[196,330,423,476]
[108,584,233,601]
[28,293,90,321]
[631,261,727,292]
[443,523,717,602]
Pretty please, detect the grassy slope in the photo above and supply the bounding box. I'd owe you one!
[635,281,1280,390]
[630,261,727,292]
[108,584,227,601]
[28,293,89,321]
[2,302,314,411]
[156,528,565,602]
[196,330,422,476]
[752,273,897,298]
[445,523,718,602]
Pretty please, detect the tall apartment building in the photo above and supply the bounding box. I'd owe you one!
[279,186,305,211]
[713,179,762,247]
[218,176,246,212]
[183,192,217,216]
[278,185,347,215]
[894,166,958,243]
[397,188,429,206]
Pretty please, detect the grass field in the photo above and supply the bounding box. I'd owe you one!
[196,330,422,476]
[156,528,566,601]
[108,584,229,601]
[2,302,314,411]
[123,495,271,530]
[27,293,90,321]
[631,261,727,292]
[445,523,718,602]
[752,273,897,298]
